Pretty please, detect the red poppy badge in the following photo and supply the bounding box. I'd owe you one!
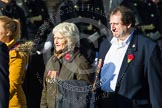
[127,54,135,63]
[64,53,72,61]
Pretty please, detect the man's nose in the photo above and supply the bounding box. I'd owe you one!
[111,25,115,32]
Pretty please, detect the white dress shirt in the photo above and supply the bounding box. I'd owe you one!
[101,31,133,92]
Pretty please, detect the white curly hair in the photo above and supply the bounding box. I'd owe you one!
[53,22,80,49]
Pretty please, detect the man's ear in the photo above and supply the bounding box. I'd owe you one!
[127,23,132,29]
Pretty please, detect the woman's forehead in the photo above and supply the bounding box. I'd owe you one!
[53,32,65,38]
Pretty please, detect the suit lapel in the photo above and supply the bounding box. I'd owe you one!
[115,31,138,92]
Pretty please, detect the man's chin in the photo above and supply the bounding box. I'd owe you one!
[112,33,117,36]
[113,35,118,38]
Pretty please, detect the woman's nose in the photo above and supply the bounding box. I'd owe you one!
[54,38,58,44]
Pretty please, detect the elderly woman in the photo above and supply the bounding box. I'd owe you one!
[40,22,94,108]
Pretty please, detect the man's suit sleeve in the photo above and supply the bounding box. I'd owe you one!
[98,39,110,63]
[0,42,9,108]
[148,44,162,108]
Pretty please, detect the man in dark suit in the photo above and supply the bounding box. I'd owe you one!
[0,41,9,108]
[96,6,162,108]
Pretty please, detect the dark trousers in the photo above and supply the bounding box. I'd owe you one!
[23,54,45,108]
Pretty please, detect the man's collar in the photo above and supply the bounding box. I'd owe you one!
[110,29,134,48]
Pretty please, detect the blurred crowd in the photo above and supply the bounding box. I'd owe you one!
[0,0,162,108]
[1,0,161,53]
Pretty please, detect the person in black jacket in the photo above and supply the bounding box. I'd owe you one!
[0,0,28,39]
[0,41,9,108]
[16,0,49,40]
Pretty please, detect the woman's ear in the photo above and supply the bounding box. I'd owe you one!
[6,30,12,37]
